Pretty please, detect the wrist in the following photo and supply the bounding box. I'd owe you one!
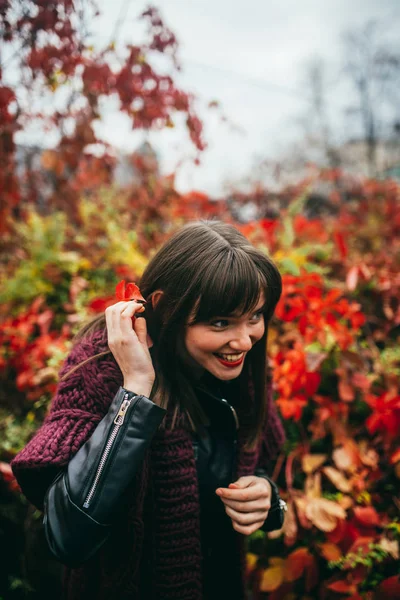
[123,379,154,398]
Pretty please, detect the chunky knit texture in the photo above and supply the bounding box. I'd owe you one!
[12,329,286,600]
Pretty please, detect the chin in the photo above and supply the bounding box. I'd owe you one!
[208,366,244,381]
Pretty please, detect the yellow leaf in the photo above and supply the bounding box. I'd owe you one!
[26,411,35,423]
[260,565,285,592]
[305,498,347,532]
[305,472,321,498]
[302,453,327,473]
[246,553,258,571]
[323,466,352,493]
[269,557,285,568]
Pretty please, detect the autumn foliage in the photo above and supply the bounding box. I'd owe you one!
[1,168,399,599]
[0,0,204,229]
[1,2,400,599]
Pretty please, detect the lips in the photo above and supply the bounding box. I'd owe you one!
[214,353,244,368]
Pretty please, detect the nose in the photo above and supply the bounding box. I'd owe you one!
[228,326,253,353]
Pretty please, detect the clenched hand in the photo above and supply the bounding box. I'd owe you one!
[216,475,272,535]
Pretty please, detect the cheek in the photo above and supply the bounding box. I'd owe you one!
[255,321,266,341]
[185,329,220,355]
[185,330,205,355]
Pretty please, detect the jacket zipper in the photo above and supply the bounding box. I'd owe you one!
[83,393,133,509]
[219,398,239,480]
[220,398,239,430]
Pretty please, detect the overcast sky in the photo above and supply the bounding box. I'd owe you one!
[45,1,400,194]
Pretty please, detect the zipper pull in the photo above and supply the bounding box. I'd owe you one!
[114,395,132,425]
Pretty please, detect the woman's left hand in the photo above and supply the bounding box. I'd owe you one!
[216,476,272,535]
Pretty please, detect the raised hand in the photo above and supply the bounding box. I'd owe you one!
[105,300,155,398]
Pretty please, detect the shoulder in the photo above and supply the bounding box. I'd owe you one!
[55,328,122,415]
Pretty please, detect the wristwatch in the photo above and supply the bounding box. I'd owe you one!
[255,470,287,532]
[268,476,287,511]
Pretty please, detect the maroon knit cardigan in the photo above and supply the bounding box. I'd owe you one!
[12,330,286,600]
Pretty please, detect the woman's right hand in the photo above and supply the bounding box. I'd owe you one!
[105,300,155,398]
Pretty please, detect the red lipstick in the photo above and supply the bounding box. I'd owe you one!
[215,355,244,368]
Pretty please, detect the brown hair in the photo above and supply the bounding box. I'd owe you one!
[62,220,282,446]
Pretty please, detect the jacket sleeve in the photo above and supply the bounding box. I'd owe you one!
[43,386,166,567]
[11,330,166,567]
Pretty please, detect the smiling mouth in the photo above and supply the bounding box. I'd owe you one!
[214,352,244,366]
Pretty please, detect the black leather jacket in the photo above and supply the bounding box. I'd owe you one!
[43,385,285,568]
[194,385,285,532]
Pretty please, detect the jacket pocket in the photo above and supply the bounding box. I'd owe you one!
[44,472,111,567]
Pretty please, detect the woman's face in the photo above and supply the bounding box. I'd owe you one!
[184,294,266,380]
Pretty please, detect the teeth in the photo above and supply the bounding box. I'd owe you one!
[216,352,244,362]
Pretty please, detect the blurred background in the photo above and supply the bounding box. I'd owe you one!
[0,1,399,599]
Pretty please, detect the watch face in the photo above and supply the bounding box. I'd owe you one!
[279,499,288,512]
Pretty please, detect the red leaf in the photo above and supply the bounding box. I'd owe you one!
[115,280,145,302]
[334,231,348,260]
[353,506,380,528]
[327,580,357,594]
[376,575,400,600]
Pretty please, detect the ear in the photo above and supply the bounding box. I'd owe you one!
[151,290,164,310]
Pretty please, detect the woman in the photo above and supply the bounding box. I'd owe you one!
[12,220,286,600]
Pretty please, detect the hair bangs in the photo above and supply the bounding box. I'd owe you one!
[189,249,266,324]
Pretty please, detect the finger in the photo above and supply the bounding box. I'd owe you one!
[106,301,131,338]
[105,304,122,342]
[119,301,145,335]
[216,486,261,502]
[231,520,265,536]
[120,300,145,316]
[224,506,268,526]
[218,496,271,513]
[133,313,148,346]
[146,333,154,349]
[228,476,257,489]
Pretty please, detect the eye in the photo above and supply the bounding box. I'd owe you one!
[210,318,230,329]
[250,310,264,322]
